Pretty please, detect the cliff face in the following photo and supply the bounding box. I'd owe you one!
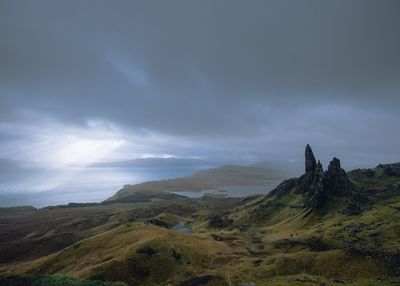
[296,145,366,214]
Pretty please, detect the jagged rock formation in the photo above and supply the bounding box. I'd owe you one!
[304,160,325,209]
[306,146,366,214]
[323,157,365,215]
[305,144,317,172]
[324,157,352,197]
[297,145,325,208]
[287,145,366,214]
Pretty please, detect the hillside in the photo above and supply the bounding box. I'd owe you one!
[107,164,289,203]
[0,145,399,285]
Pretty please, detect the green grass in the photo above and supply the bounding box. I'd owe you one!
[0,275,125,286]
[348,166,400,190]
[253,274,400,286]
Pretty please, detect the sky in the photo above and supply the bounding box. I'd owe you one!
[1,0,400,170]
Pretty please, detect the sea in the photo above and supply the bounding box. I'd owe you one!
[0,164,280,208]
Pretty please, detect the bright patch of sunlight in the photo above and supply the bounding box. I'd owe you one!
[49,135,125,166]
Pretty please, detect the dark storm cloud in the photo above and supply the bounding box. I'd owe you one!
[0,0,400,167]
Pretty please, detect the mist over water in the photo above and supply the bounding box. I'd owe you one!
[0,164,210,208]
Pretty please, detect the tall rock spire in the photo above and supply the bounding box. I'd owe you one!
[302,146,366,214]
[265,144,366,215]
[304,160,325,209]
[324,157,352,197]
[305,144,317,173]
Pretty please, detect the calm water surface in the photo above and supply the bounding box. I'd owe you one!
[172,183,279,199]
[0,165,208,207]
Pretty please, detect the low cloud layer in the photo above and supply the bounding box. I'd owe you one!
[1,0,400,169]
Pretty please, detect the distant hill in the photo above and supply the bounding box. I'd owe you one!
[106,164,291,202]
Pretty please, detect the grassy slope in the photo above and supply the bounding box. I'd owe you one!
[1,164,399,285]
[1,223,241,285]
[348,163,400,191]
[3,196,399,285]
[0,203,145,265]
[0,275,124,286]
[0,196,242,266]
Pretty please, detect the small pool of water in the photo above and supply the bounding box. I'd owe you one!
[171,221,192,233]
[172,183,280,199]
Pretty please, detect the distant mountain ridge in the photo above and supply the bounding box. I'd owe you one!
[91,157,216,168]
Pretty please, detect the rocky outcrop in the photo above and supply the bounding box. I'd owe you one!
[348,168,374,178]
[305,144,317,173]
[324,157,352,197]
[286,145,367,214]
[296,145,325,208]
[343,188,367,215]
[304,160,325,209]
[377,163,400,176]
[259,145,367,215]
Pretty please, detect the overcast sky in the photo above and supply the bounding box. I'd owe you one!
[0,0,399,169]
